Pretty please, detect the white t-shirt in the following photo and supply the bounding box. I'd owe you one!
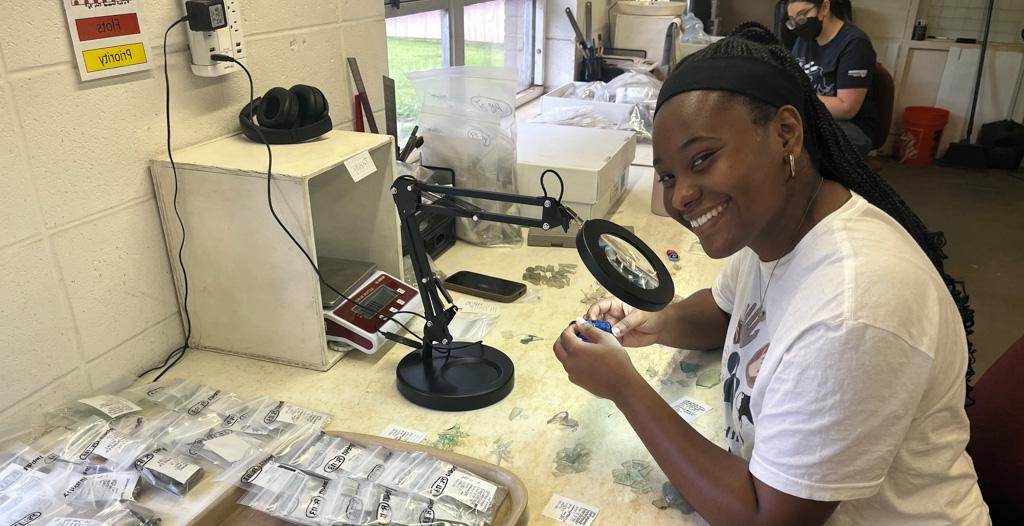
[711,192,990,525]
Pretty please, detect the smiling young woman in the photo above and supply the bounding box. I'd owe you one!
[552,23,989,525]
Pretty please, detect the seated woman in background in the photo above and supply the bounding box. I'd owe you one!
[787,0,878,156]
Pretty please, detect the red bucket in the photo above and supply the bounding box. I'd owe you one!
[899,106,950,167]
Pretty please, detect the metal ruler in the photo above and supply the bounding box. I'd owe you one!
[383,75,398,153]
[347,57,379,134]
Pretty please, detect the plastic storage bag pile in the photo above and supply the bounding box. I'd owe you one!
[0,378,328,525]
[1,378,507,525]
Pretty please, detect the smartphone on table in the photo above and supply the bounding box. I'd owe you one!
[443,271,527,303]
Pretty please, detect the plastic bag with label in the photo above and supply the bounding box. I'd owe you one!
[378,452,505,519]
[61,471,142,510]
[179,427,267,469]
[48,395,145,425]
[132,445,206,497]
[408,66,523,247]
[28,418,109,472]
[119,378,201,413]
[242,398,330,437]
[529,106,621,130]
[44,501,162,526]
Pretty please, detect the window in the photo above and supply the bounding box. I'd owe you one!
[385,0,541,135]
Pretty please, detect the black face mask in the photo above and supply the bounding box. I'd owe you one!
[792,16,823,40]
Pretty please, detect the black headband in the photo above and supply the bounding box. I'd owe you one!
[655,56,805,115]
[655,55,819,163]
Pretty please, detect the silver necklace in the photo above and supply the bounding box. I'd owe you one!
[759,176,825,308]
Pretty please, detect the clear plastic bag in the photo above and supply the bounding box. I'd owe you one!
[242,399,330,437]
[573,81,610,102]
[119,378,200,413]
[80,428,153,473]
[0,441,46,493]
[265,469,334,525]
[62,471,142,510]
[680,12,712,44]
[408,66,523,247]
[49,395,144,424]
[179,427,266,469]
[29,418,109,472]
[379,453,505,519]
[45,501,162,526]
[529,106,620,129]
[132,446,206,497]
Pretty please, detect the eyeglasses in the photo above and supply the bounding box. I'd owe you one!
[785,7,818,30]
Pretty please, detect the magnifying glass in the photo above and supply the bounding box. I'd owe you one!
[576,219,674,312]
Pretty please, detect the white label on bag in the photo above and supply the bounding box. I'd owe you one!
[93,430,137,460]
[144,452,200,484]
[78,395,141,418]
[434,467,497,511]
[670,396,711,423]
[85,472,138,500]
[344,151,377,183]
[542,494,600,526]
[203,432,252,463]
[381,424,427,444]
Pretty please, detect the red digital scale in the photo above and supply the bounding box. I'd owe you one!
[324,270,422,354]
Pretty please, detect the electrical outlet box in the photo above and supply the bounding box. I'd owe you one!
[184,0,245,77]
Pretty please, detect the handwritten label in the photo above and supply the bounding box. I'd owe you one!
[670,396,711,423]
[381,424,427,444]
[344,151,377,183]
[542,494,599,526]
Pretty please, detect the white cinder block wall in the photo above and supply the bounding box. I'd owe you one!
[0,0,388,439]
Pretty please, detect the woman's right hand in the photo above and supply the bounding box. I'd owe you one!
[586,298,664,348]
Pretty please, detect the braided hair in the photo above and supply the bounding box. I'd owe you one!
[681,22,977,404]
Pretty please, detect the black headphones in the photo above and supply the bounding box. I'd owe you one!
[209,54,332,144]
[238,85,333,144]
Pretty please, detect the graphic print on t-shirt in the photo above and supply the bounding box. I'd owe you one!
[723,301,771,456]
[746,345,768,387]
[797,58,835,96]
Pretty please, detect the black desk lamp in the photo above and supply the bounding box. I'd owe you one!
[389,171,673,411]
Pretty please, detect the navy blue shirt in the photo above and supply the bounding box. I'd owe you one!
[792,23,879,145]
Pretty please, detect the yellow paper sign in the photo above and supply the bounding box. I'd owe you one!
[82,42,147,72]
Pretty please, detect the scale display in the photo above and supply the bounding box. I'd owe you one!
[354,287,400,318]
[323,271,421,354]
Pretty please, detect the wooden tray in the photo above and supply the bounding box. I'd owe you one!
[189,431,529,525]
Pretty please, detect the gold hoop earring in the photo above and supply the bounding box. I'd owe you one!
[787,154,796,181]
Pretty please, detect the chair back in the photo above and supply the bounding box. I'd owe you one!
[966,334,1024,524]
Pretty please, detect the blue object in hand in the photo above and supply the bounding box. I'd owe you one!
[574,319,614,342]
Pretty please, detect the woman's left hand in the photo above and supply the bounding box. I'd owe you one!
[553,319,644,402]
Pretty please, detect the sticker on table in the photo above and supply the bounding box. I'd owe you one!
[63,0,153,81]
[670,396,711,423]
[381,424,427,444]
[344,151,377,183]
[542,494,599,526]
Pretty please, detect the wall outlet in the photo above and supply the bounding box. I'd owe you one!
[184,0,245,77]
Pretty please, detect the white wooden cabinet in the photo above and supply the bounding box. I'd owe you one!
[150,131,401,371]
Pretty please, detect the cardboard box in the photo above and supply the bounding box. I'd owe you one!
[540,83,636,127]
[516,123,637,221]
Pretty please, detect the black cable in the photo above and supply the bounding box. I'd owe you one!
[225,58,427,345]
[540,169,565,202]
[141,16,192,382]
